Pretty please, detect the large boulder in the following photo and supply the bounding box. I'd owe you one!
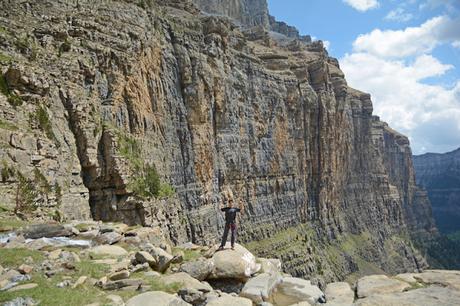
[258,258,282,275]
[135,251,157,267]
[240,272,282,304]
[325,282,354,305]
[208,244,260,281]
[95,231,122,245]
[354,286,460,306]
[22,224,72,239]
[206,295,253,306]
[356,275,410,298]
[88,245,128,257]
[272,277,325,306]
[414,270,460,290]
[126,291,191,306]
[161,272,213,293]
[150,247,174,272]
[180,258,214,281]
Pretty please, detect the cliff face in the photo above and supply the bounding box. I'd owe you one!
[0,0,436,282]
[414,148,460,234]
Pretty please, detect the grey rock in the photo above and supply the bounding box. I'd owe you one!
[356,275,411,298]
[126,291,191,306]
[180,258,214,281]
[22,224,72,239]
[96,231,122,245]
[2,297,38,306]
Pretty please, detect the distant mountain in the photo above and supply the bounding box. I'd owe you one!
[413,148,460,234]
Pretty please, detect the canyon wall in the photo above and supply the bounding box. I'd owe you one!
[0,0,436,282]
[414,148,460,234]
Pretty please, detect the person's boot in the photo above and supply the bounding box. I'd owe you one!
[231,245,235,250]
[217,245,224,251]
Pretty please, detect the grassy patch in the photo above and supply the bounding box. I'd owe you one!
[0,273,107,306]
[0,119,19,131]
[179,249,201,262]
[0,51,12,64]
[0,217,28,230]
[0,74,23,107]
[447,231,460,242]
[15,34,38,61]
[74,260,111,279]
[0,248,44,267]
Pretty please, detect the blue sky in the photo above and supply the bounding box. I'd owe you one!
[268,0,460,154]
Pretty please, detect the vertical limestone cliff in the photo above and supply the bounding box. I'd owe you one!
[0,0,437,282]
[414,148,460,234]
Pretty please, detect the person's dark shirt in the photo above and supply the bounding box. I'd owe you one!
[221,207,241,224]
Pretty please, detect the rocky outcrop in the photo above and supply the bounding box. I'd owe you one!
[413,148,460,234]
[1,221,460,306]
[0,0,436,283]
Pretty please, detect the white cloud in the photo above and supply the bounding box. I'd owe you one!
[323,40,331,50]
[453,41,460,48]
[385,8,414,22]
[341,52,460,153]
[343,0,380,11]
[353,16,460,58]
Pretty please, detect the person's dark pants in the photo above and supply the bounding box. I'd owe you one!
[220,223,237,248]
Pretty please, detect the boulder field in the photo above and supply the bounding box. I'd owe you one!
[1,221,460,306]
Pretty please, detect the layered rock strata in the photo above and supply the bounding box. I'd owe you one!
[413,148,460,234]
[0,0,436,282]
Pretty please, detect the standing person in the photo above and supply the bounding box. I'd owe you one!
[218,189,243,251]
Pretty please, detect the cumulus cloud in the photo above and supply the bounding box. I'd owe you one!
[343,0,380,12]
[341,51,460,153]
[385,8,414,22]
[353,16,460,58]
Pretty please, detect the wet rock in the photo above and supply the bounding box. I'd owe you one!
[22,224,72,239]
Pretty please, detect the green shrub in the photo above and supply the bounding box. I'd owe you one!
[0,52,12,64]
[15,171,38,215]
[58,39,71,57]
[0,119,18,131]
[7,93,22,107]
[111,127,174,199]
[15,34,38,60]
[0,74,9,96]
